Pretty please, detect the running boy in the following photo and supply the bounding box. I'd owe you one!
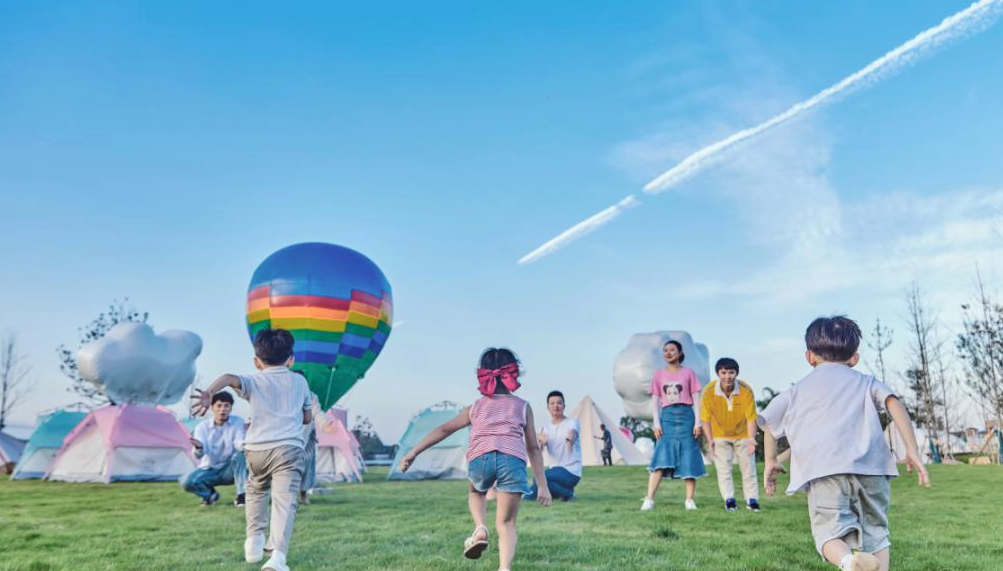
[193,328,312,571]
[761,316,930,571]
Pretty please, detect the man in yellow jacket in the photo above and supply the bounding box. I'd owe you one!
[700,357,760,512]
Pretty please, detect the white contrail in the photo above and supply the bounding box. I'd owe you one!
[517,195,640,265]
[519,0,1003,264]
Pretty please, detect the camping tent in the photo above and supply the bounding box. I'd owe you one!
[46,404,195,483]
[181,417,203,436]
[387,401,468,481]
[315,410,365,483]
[10,410,87,480]
[1,431,27,474]
[569,396,649,466]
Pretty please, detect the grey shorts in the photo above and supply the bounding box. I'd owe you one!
[806,474,891,556]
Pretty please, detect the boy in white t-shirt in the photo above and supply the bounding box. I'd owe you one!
[760,316,930,571]
[193,329,312,571]
[525,390,582,501]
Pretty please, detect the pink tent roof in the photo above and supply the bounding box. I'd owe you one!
[90,404,192,448]
[316,410,362,481]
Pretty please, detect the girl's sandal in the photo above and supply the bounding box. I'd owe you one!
[463,525,489,559]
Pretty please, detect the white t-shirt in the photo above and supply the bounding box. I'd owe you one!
[759,362,898,494]
[193,415,246,470]
[541,417,582,477]
[237,366,312,452]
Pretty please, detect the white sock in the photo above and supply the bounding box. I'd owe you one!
[839,553,854,571]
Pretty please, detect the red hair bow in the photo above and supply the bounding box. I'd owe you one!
[476,363,521,396]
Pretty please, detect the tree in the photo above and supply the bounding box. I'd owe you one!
[619,416,654,441]
[351,415,388,458]
[903,284,943,462]
[0,333,33,430]
[754,387,787,461]
[56,300,148,408]
[957,272,1003,430]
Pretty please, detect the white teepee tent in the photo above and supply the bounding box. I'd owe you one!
[569,396,649,466]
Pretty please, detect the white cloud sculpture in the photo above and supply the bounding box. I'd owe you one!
[77,322,202,406]
[613,331,709,421]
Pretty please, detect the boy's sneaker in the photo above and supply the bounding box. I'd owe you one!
[841,552,880,571]
[640,498,655,511]
[724,498,738,512]
[245,534,265,563]
[684,499,698,511]
[747,499,761,512]
[262,550,290,571]
[234,493,246,507]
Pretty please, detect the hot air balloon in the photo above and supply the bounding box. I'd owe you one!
[246,243,393,409]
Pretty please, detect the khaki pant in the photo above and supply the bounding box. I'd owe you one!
[245,445,305,555]
[712,438,758,502]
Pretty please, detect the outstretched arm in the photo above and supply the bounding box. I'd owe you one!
[886,395,931,487]
[524,405,552,506]
[399,407,471,472]
[190,375,241,416]
[763,428,784,496]
[651,396,662,440]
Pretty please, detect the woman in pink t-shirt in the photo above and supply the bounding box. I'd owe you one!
[640,340,706,512]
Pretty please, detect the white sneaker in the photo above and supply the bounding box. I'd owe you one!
[262,550,290,571]
[842,552,880,571]
[684,499,698,510]
[245,534,265,563]
[640,498,655,511]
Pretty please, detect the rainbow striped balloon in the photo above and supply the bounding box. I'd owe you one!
[246,243,393,408]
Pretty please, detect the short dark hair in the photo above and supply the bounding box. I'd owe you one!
[664,340,685,363]
[478,347,520,394]
[805,315,861,362]
[211,391,234,406]
[715,357,739,374]
[546,390,565,404]
[254,328,295,366]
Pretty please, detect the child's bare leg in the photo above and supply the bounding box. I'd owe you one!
[684,478,696,500]
[495,491,521,571]
[467,483,488,541]
[822,538,881,571]
[645,470,663,499]
[822,538,852,567]
[874,548,889,571]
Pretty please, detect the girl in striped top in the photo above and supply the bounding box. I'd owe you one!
[400,347,551,571]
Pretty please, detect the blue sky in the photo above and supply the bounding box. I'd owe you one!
[2,1,1002,441]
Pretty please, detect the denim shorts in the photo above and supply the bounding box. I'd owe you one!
[468,451,528,494]
[807,474,891,556]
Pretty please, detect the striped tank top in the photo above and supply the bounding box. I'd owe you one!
[467,394,528,462]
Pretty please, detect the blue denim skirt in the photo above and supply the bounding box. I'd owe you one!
[648,405,707,479]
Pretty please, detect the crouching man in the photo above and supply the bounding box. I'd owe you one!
[181,391,248,506]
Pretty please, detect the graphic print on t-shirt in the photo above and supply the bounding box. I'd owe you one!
[663,383,683,404]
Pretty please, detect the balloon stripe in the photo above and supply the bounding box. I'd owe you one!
[267,306,349,321]
[247,298,271,312]
[286,329,343,343]
[341,333,372,350]
[269,295,352,310]
[346,311,379,329]
[248,285,271,300]
[247,309,271,324]
[343,323,376,338]
[271,317,347,333]
[347,301,381,318]
[350,290,383,307]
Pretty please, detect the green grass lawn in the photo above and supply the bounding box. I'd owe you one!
[1,464,1000,571]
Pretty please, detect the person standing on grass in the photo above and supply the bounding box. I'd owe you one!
[400,347,551,571]
[192,328,312,571]
[596,424,614,466]
[761,316,930,571]
[181,391,248,507]
[640,340,706,512]
[700,357,760,512]
[297,389,322,505]
[526,390,582,501]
